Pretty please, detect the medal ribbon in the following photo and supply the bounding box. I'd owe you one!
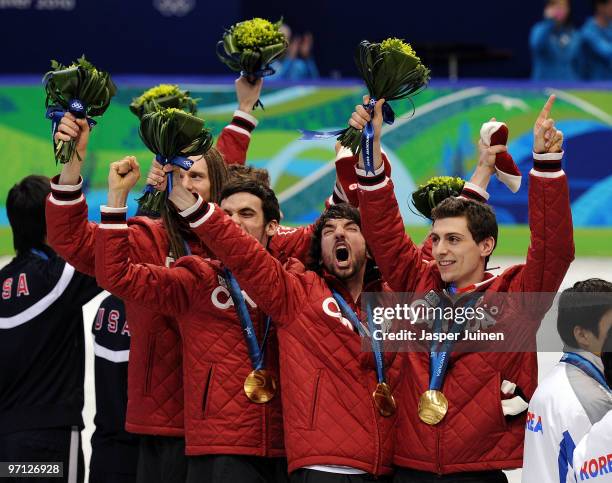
[428,292,478,392]
[299,99,394,175]
[561,352,611,392]
[225,269,272,371]
[332,290,386,384]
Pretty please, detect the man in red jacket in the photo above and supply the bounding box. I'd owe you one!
[348,95,574,481]
[94,158,287,483]
[46,77,264,483]
[95,149,402,481]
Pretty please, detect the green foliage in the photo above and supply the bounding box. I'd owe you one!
[137,108,213,213]
[338,38,430,153]
[43,55,116,163]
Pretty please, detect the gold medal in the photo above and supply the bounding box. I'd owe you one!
[373,382,397,417]
[418,390,448,425]
[244,369,277,404]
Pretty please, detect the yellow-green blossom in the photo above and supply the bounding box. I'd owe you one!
[380,38,419,59]
[419,176,465,191]
[134,84,182,106]
[231,18,285,49]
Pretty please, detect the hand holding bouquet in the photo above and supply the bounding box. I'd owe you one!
[44,55,116,164]
[138,108,213,213]
[339,38,430,172]
[130,84,198,119]
[217,17,287,108]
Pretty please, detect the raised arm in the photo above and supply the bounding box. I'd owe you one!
[46,113,98,276]
[94,157,211,316]
[166,182,307,327]
[512,95,574,295]
[216,77,262,165]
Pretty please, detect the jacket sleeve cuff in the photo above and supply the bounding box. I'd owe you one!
[532,151,564,177]
[224,110,258,138]
[178,195,215,228]
[355,163,389,191]
[100,205,128,229]
[49,175,84,205]
[460,181,490,203]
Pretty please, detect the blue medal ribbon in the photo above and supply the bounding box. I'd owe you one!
[561,352,611,392]
[45,99,97,142]
[298,98,396,174]
[428,292,478,391]
[225,269,272,370]
[143,154,195,196]
[332,290,386,384]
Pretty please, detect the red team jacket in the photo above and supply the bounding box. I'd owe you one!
[147,197,404,475]
[94,217,285,457]
[45,114,258,437]
[354,154,574,473]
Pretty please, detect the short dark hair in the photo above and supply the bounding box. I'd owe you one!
[219,180,280,224]
[603,330,612,386]
[227,164,271,187]
[307,204,361,271]
[431,197,498,264]
[557,278,612,348]
[6,175,51,254]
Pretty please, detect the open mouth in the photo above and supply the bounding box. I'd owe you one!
[437,260,456,268]
[336,246,349,262]
[334,243,351,268]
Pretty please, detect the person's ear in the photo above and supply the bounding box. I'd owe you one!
[265,220,279,237]
[479,236,495,258]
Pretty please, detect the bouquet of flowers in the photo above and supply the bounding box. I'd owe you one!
[411,176,465,220]
[217,17,287,108]
[338,38,430,168]
[44,55,117,164]
[138,108,213,213]
[129,84,198,119]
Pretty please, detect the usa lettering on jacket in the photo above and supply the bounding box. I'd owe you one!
[2,273,30,299]
[94,307,130,337]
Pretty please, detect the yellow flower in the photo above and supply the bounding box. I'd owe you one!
[231,17,285,49]
[135,84,182,106]
[380,38,420,60]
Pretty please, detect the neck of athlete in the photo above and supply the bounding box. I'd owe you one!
[344,263,367,303]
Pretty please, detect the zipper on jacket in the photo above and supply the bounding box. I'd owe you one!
[308,370,322,430]
[201,365,214,418]
[144,333,156,395]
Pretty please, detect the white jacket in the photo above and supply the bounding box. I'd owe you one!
[522,351,612,483]
[572,410,612,482]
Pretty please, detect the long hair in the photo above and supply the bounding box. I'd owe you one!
[162,147,228,259]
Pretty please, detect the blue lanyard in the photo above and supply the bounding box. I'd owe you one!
[332,290,386,384]
[561,352,611,392]
[31,248,49,261]
[224,269,271,370]
[429,292,478,391]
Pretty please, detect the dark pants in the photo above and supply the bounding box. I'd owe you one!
[393,468,508,483]
[290,469,391,482]
[0,426,84,483]
[135,435,187,483]
[187,454,289,483]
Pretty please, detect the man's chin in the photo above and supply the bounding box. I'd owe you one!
[327,265,354,280]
